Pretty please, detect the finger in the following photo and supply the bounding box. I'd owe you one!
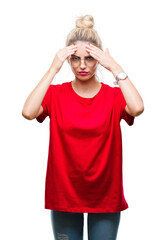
[86,44,98,50]
[105,48,109,53]
[66,47,77,55]
[67,49,77,57]
[89,43,97,48]
[87,48,99,57]
[86,45,101,54]
[67,44,78,49]
[88,51,100,61]
[86,45,94,49]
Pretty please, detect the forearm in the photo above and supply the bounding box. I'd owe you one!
[22,68,57,119]
[110,62,144,116]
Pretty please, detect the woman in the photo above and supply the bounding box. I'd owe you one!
[22,14,144,240]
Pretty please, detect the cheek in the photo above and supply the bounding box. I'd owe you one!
[91,63,98,72]
[70,65,77,73]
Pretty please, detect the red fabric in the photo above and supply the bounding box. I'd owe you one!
[36,81,135,213]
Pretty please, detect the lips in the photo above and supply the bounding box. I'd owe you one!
[79,71,88,75]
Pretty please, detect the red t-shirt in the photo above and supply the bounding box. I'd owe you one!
[36,81,135,213]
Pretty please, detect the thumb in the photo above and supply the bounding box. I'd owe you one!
[105,48,109,53]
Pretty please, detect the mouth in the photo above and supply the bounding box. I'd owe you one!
[79,71,89,75]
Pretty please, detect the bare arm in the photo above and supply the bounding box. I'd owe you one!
[22,68,57,120]
[110,63,144,117]
[22,44,77,120]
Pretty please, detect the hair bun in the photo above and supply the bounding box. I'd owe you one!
[75,14,94,29]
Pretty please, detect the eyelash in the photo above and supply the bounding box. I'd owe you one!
[86,56,93,60]
[71,56,93,60]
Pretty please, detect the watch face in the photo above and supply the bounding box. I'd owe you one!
[116,72,128,81]
[119,72,127,79]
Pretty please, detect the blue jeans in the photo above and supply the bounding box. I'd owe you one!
[50,210,121,240]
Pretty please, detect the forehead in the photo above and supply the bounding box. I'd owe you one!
[73,41,90,55]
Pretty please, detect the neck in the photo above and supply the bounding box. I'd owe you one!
[73,75,99,90]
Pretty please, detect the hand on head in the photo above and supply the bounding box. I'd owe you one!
[50,44,78,74]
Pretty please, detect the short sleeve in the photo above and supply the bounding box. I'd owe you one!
[36,85,52,123]
[114,87,135,126]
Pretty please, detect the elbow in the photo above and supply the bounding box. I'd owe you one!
[134,104,144,117]
[22,110,34,120]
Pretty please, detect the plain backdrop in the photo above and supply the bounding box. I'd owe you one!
[0,0,165,239]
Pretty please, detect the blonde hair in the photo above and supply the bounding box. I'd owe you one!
[65,14,103,50]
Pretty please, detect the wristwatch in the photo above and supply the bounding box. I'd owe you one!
[113,72,128,85]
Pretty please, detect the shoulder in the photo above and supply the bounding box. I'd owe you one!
[49,82,68,91]
[102,82,120,95]
[50,82,69,89]
[48,82,70,97]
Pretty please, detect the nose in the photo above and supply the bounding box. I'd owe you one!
[80,59,86,69]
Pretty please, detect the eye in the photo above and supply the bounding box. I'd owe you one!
[86,56,94,60]
[71,56,79,60]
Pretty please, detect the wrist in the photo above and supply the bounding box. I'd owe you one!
[109,62,124,78]
[48,67,58,75]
